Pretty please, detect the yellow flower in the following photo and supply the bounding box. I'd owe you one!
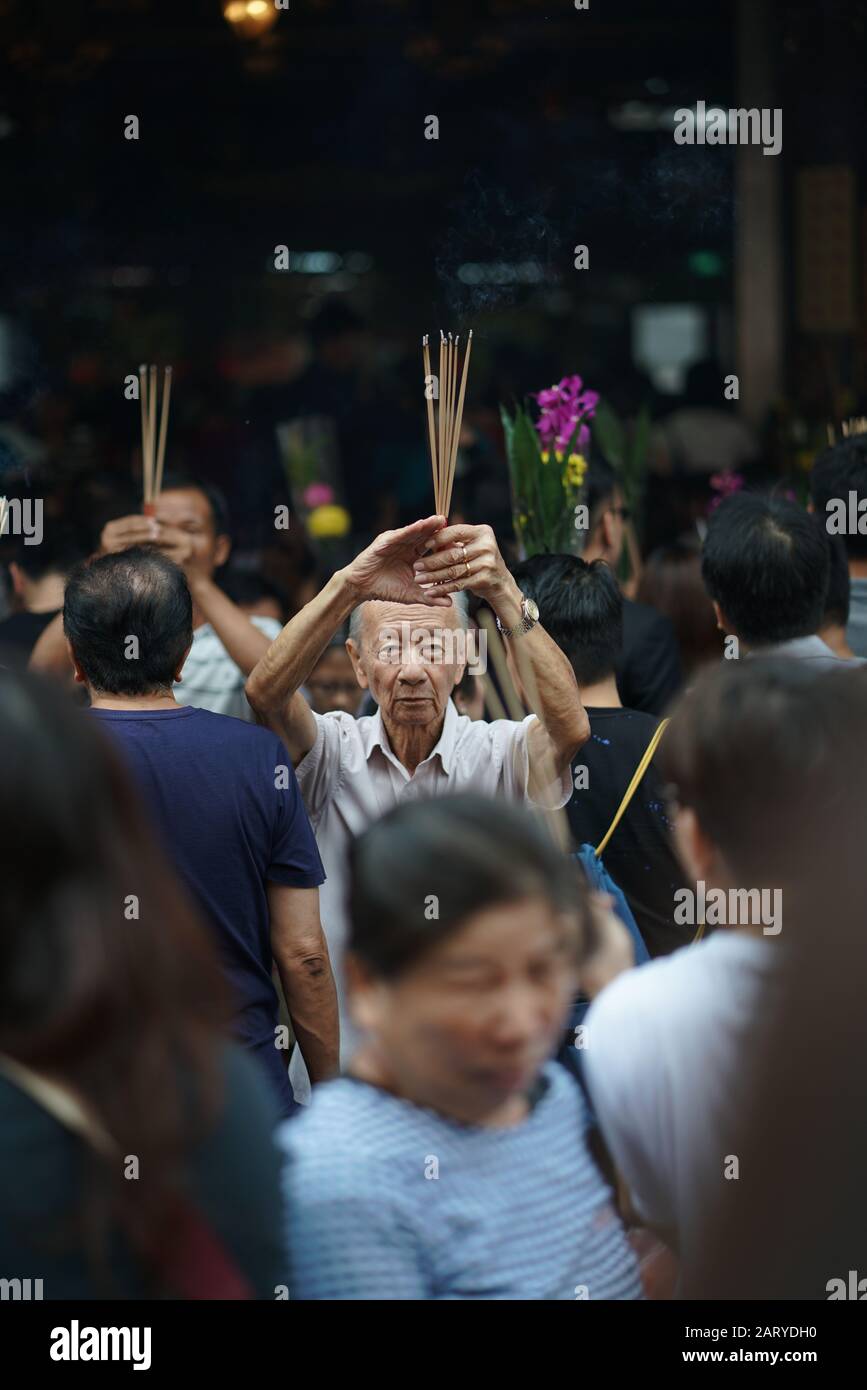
[518,513,528,526]
[307,504,351,539]
[564,452,587,488]
[541,450,550,464]
[555,450,564,463]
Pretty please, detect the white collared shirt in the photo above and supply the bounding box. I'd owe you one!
[289,699,572,1102]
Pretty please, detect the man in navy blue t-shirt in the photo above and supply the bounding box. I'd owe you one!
[62,547,338,1116]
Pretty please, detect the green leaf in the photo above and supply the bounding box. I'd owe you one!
[512,408,547,540]
[499,403,516,463]
[592,400,625,467]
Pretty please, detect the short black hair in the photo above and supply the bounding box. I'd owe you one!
[821,523,851,628]
[3,519,85,580]
[810,437,867,560]
[512,553,622,685]
[348,794,590,981]
[64,548,193,695]
[218,567,287,616]
[701,493,829,646]
[159,472,230,538]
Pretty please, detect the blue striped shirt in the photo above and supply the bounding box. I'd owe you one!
[278,1062,641,1300]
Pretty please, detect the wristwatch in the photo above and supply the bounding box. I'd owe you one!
[496,595,540,639]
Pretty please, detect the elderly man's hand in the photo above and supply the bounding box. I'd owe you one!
[344,516,453,607]
[413,523,519,612]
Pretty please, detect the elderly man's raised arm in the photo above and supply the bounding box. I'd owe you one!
[245,569,357,764]
[246,515,450,764]
[414,522,590,778]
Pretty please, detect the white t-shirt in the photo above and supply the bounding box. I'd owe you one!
[583,930,778,1259]
[174,617,282,721]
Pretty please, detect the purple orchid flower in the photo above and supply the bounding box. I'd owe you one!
[534,374,598,453]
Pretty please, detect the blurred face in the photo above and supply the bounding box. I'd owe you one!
[349,898,580,1124]
[154,488,229,579]
[307,646,362,715]
[241,595,284,623]
[347,601,465,733]
[601,486,626,562]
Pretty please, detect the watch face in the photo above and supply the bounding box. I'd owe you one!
[525,598,540,622]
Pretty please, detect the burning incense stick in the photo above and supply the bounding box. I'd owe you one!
[139,363,151,505]
[422,336,437,512]
[139,364,173,515]
[422,328,473,519]
[446,334,458,503]
[146,365,157,513]
[441,335,451,511]
[436,333,446,514]
[446,329,472,517]
[154,366,173,502]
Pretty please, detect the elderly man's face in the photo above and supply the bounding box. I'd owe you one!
[347,600,465,729]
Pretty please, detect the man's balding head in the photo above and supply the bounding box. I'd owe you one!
[64,547,193,695]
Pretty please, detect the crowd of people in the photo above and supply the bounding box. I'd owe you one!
[1,420,866,1301]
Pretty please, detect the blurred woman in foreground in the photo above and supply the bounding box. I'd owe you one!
[0,670,285,1297]
[279,794,641,1300]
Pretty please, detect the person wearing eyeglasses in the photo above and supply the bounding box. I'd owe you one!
[303,634,365,716]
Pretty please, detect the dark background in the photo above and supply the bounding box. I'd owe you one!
[1,0,866,562]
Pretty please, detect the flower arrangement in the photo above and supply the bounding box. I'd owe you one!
[277,417,353,546]
[501,375,598,557]
[307,503,351,539]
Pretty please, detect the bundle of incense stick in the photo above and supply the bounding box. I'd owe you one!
[139,364,173,516]
[827,417,867,446]
[422,329,472,518]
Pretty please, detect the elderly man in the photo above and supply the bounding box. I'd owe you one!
[246,514,589,1101]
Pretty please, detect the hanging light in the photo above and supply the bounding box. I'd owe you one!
[222,0,280,40]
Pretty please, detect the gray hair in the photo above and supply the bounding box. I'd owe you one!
[348,591,469,646]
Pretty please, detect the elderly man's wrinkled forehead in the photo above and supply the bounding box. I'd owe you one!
[360,599,463,645]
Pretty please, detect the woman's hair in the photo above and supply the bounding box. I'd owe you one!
[347,794,591,979]
[0,670,229,1293]
[682,665,867,1297]
[637,539,723,677]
